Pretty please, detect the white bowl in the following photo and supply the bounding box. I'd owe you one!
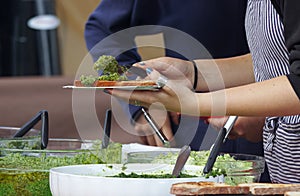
[50,164,221,196]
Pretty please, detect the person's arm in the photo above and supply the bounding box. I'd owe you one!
[134,53,254,92]
[84,0,142,108]
[108,61,300,117]
[84,0,141,65]
[84,1,178,146]
[198,75,300,117]
[194,53,254,91]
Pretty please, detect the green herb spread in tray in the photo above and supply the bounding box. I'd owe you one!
[0,153,103,196]
[110,172,197,178]
[0,136,41,150]
[0,140,122,196]
[151,150,257,185]
[80,55,128,86]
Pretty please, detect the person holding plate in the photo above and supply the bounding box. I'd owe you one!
[84,0,266,155]
[104,0,300,183]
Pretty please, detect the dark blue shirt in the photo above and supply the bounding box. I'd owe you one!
[84,0,250,134]
[85,0,249,61]
[84,0,270,182]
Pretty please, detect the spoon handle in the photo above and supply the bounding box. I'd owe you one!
[172,145,191,177]
[141,107,169,145]
[102,109,112,149]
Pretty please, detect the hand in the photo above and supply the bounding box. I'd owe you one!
[108,68,199,115]
[207,116,265,142]
[134,57,194,89]
[134,108,177,147]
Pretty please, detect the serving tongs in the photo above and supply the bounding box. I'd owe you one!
[141,107,170,147]
[203,116,238,174]
[13,110,49,149]
[101,109,112,149]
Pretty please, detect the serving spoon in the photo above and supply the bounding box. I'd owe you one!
[172,145,191,177]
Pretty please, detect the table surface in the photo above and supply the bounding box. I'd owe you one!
[0,76,140,144]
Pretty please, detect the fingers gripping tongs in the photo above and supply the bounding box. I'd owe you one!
[203,116,238,174]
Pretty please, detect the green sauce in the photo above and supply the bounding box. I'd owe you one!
[80,55,128,86]
[0,140,122,195]
[0,171,50,196]
[80,75,97,87]
[151,150,256,185]
[98,73,127,81]
[93,55,119,74]
[0,136,41,150]
[110,172,197,178]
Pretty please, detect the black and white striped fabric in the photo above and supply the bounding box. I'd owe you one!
[245,0,300,183]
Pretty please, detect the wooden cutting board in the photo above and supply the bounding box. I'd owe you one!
[170,182,300,195]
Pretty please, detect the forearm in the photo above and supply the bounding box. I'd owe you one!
[194,53,254,92]
[84,0,139,64]
[198,76,300,116]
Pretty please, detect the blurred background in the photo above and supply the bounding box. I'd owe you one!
[0,0,100,77]
[0,0,163,77]
[0,0,146,143]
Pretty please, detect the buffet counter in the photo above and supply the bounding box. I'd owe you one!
[0,76,139,143]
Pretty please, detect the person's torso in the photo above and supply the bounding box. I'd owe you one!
[245,0,300,183]
[130,0,249,58]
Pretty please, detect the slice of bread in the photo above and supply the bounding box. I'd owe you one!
[171,182,300,195]
[170,181,250,195]
[239,183,300,195]
[74,80,156,87]
[285,192,300,196]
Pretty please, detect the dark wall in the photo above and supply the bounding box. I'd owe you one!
[0,0,60,76]
[0,1,13,76]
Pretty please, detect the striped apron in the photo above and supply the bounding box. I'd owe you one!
[245,0,300,183]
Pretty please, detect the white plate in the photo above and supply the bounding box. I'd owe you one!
[63,85,160,91]
[50,164,222,196]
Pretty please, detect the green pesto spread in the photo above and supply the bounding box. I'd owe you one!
[151,150,256,185]
[0,140,122,195]
[93,55,119,73]
[80,75,97,87]
[98,72,127,81]
[80,55,128,86]
[110,172,197,178]
[0,137,41,150]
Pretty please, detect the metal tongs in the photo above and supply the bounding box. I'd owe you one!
[203,116,238,174]
[13,110,49,149]
[141,107,170,147]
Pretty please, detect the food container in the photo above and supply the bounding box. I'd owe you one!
[50,163,221,196]
[0,126,41,149]
[121,143,181,163]
[127,150,179,163]
[127,150,265,185]
[0,138,122,196]
[217,153,265,185]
